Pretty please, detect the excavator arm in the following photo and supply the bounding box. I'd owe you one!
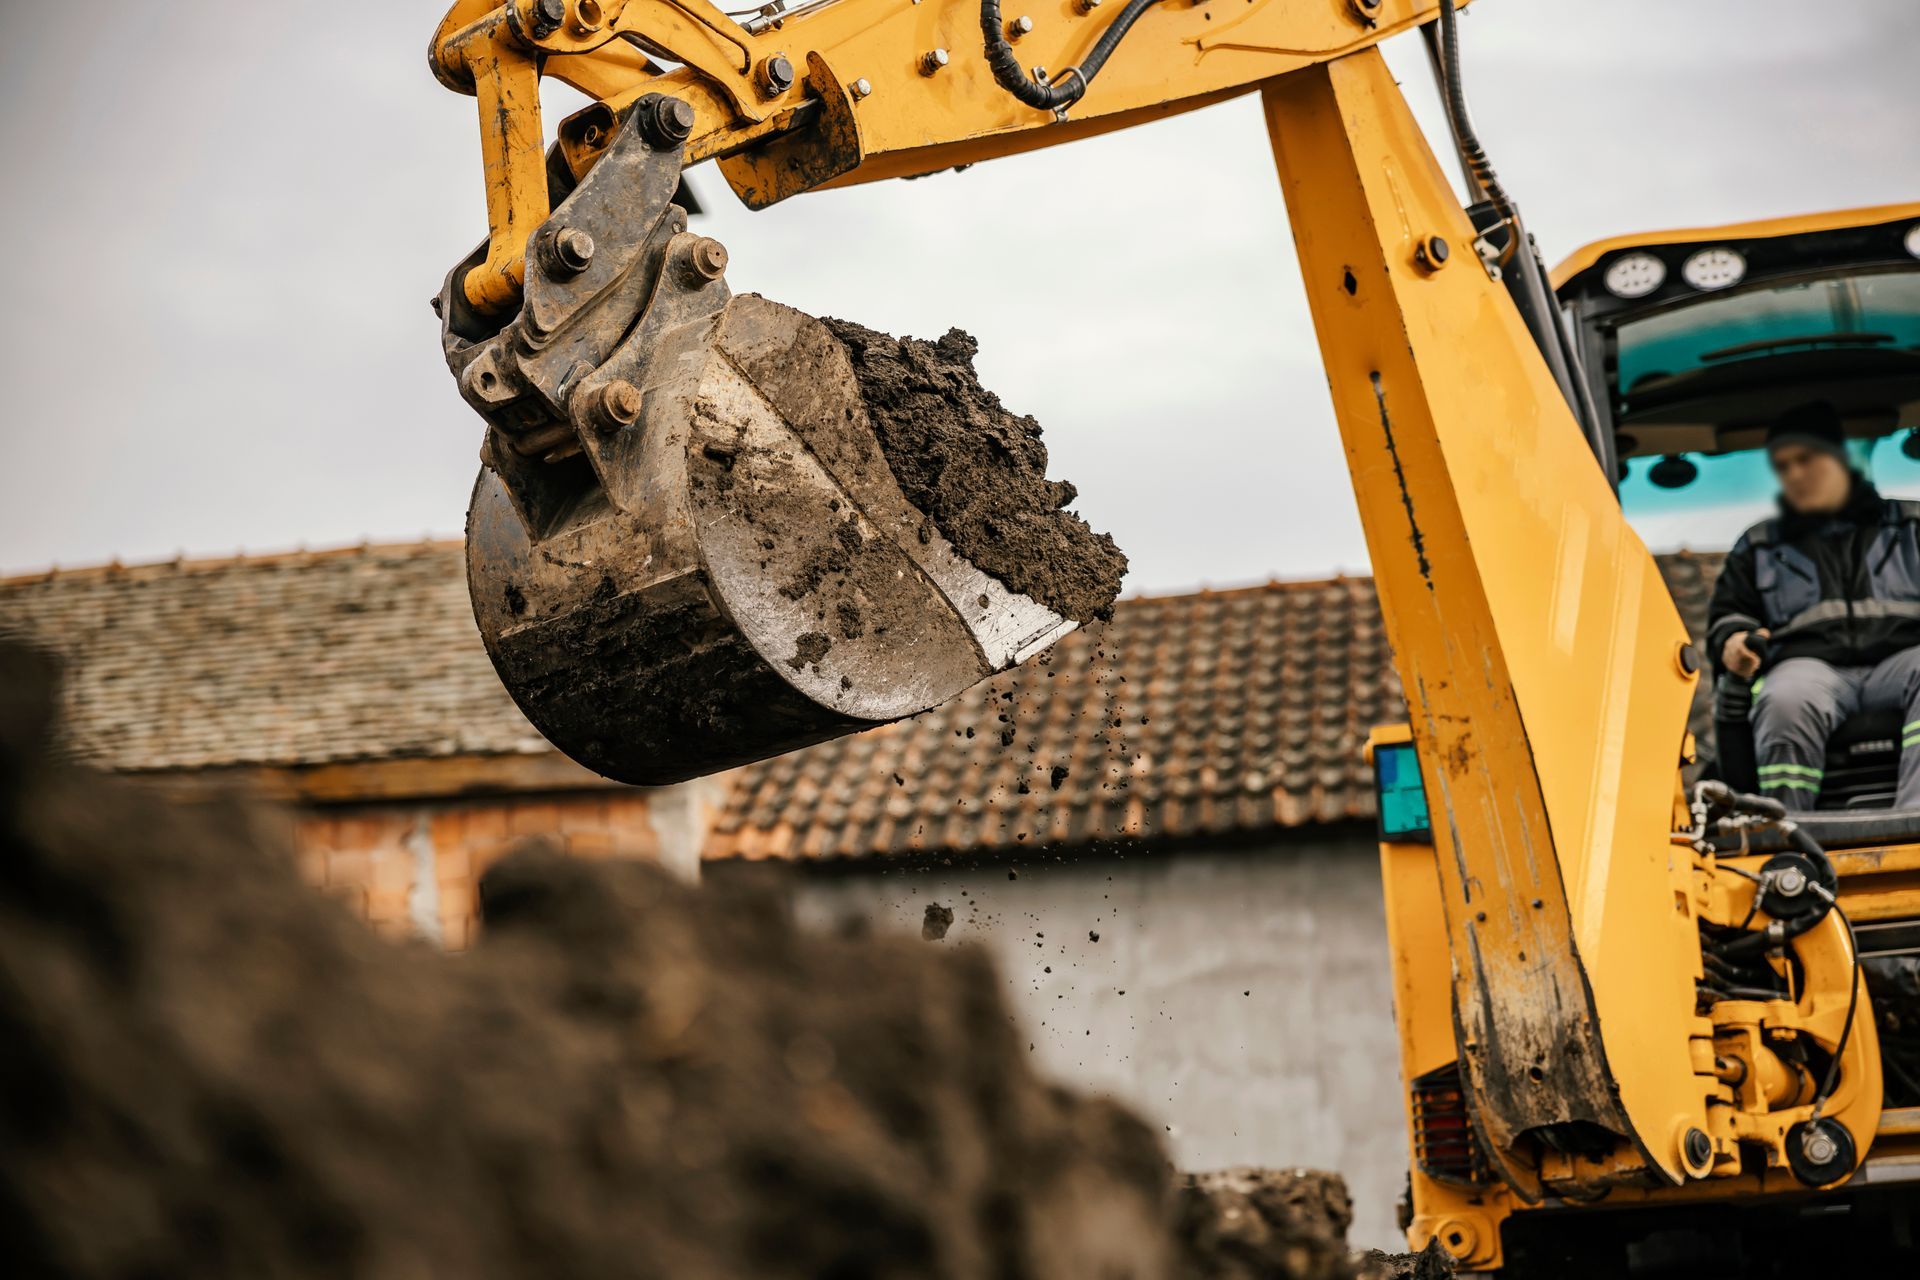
[428,0,1885,1268]
[431,0,1455,311]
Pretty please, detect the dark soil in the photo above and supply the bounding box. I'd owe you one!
[823,319,1128,622]
[0,644,1436,1280]
[921,903,955,941]
[1180,1169,1373,1280]
[1356,1240,1456,1280]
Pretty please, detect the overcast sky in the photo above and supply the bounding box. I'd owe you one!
[2,1,1915,591]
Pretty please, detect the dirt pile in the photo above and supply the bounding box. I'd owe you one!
[1175,1171,1450,1280]
[824,318,1129,623]
[0,645,1433,1280]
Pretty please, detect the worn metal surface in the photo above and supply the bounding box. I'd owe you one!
[440,93,1071,784]
[1265,49,1707,1208]
[717,52,864,210]
[463,293,1073,784]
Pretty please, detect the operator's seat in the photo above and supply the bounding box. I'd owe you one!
[1706,695,1920,852]
[1820,704,1903,810]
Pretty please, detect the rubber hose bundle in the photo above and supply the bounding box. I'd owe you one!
[981,0,1164,111]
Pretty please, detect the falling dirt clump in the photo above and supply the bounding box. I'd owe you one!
[0,644,1432,1280]
[922,902,955,941]
[823,318,1128,622]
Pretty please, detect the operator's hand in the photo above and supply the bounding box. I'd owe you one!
[1723,629,1769,681]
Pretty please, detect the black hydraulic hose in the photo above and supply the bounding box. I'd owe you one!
[1434,0,1516,262]
[1785,824,1840,888]
[1811,899,1863,1117]
[1712,913,1821,960]
[981,0,1164,111]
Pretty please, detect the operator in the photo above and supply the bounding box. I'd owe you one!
[1708,402,1920,809]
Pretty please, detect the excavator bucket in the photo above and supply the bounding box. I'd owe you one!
[438,98,1120,785]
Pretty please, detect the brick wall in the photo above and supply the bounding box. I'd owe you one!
[293,791,671,948]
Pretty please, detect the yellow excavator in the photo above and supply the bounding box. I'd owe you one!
[426,0,1920,1270]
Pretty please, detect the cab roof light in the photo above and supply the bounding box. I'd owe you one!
[1681,246,1747,291]
[1604,251,1666,299]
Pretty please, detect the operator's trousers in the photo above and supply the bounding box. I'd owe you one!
[1752,647,1920,810]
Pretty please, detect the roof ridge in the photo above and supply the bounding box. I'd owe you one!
[0,537,464,588]
[1117,572,1371,607]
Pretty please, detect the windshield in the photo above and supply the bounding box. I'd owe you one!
[1616,269,1920,400]
[1621,435,1920,550]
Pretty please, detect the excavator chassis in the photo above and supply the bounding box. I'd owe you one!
[438,95,1073,784]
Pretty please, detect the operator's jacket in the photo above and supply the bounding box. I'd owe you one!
[1707,478,1920,674]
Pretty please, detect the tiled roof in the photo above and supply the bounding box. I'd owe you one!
[712,577,1399,859]
[0,542,549,771]
[2,540,1725,855]
[708,551,1727,860]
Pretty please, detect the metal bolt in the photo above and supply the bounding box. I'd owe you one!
[920,48,949,76]
[851,77,873,99]
[530,0,567,35]
[689,237,729,281]
[1415,235,1451,271]
[1803,1130,1838,1165]
[1076,0,1101,12]
[1346,0,1381,21]
[545,226,595,275]
[1683,1127,1712,1170]
[1435,1219,1477,1259]
[641,95,697,148]
[593,380,643,434]
[1773,866,1808,897]
[756,52,795,97]
[1008,15,1034,38]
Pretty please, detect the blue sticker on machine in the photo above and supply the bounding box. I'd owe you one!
[1374,741,1432,842]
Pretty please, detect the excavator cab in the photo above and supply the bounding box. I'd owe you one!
[1555,209,1920,809]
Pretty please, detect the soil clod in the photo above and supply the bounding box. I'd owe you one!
[823,318,1128,622]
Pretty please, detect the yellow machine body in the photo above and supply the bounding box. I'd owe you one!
[429,0,1916,1269]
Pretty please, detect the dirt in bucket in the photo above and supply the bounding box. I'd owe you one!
[823,319,1129,623]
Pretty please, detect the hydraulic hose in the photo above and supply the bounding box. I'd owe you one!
[1712,913,1820,961]
[981,0,1164,111]
[1434,0,1516,263]
[1811,901,1862,1117]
